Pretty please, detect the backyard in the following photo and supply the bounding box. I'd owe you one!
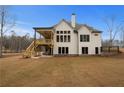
[0,51,124,87]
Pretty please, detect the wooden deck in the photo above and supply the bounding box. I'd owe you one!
[23,39,53,58]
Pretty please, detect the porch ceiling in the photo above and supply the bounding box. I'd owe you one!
[35,29,54,39]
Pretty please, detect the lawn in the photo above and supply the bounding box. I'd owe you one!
[0,53,124,87]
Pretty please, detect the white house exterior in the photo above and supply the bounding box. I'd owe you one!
[33,14,102,56]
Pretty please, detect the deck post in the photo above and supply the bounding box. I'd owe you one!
[34,30,36,55]
[50,31,52,55]
[117,46,119,53]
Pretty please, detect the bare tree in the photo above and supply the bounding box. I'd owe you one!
[120,26,124,47]
[2,32,33,53]
[103,16,124,46]
[0,6,15,57]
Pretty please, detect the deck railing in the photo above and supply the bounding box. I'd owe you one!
[36,39,53,45]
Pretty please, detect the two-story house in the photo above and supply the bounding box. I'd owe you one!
[23,13,102,57]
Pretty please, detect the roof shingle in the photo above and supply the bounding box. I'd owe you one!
[33,19,102,33]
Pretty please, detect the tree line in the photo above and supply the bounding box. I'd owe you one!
[0,32,33,53]
[0,6,34,57]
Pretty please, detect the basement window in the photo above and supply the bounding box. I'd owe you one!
[58,47,69,54]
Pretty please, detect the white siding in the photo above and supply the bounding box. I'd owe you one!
[53,21,102,55]
[78,26,101,55]
[53,21,78,55]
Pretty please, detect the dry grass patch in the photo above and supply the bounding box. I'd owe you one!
[0,54,124,87]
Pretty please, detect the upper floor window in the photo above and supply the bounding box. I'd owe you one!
[56,31,59,34]
[56,30,71,42]
[64,35,67,42]
[64,31,67,34]
[80,35,90,42]
[60,31,63,34]
[56,35,71,42]
[60,35,63,42]
[68,31,70,34]
[68,35,70,42]
[56,30,70,34]
[56,35,59,42]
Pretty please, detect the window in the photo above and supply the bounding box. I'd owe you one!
[64,31,67,34]
[60,31,63,34]
[87,35,89,41]
[66,47,68,54]
[80,35,90,42]
[68,35,70,42]
[62,47,65,54]
[80,35,83,42]
[95,47,99,54]
[58,47,61,54]
[68,31,70,34]
[64,35,67,42]
[57,31,59,34]
[82,47,88,54]
[60,35,63,42]
[56,30,71,42]
[56,35,59,42]
[58,47,69,54]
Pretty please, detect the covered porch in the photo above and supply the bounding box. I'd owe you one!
[33,27,54,56]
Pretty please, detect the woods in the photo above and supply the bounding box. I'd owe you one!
[1,33,33,53]
[0,6,16,57]
[0,6,34,57]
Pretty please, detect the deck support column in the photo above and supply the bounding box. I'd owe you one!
[34,30,36,55]
[50,31,52,55]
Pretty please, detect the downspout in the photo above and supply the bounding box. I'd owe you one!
[74,29,79,56]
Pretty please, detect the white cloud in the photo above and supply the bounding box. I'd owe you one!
[16,21,32,26]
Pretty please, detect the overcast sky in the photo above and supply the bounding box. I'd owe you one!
[7,5,124,40]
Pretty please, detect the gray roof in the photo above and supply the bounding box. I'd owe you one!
[62,19,102,33]
[34,19,102,33]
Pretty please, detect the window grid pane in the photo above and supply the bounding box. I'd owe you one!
[56,35,59,42]
[58,47,61,54]
[58,47,69,54]
[56,31,71,42]
[60,31,63,34]
[57,31,59,34]
[62,47,64,54]
[68,35,70,42]
[80,35,90,42]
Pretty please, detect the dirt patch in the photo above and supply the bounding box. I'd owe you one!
[120,48,124,53]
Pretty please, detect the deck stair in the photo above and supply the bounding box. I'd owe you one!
[23,39,53,58]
